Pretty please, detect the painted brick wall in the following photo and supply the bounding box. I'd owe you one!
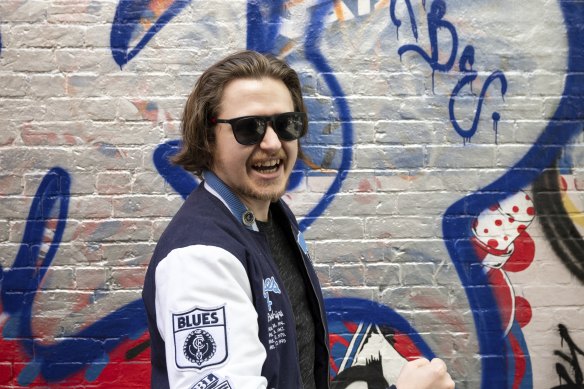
[1,1,584,388]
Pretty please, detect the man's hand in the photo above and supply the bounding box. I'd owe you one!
[395,357,455,389]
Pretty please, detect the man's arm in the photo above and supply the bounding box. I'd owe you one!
[155,245,268,389]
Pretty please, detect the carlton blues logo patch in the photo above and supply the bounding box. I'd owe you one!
[172,306,228,370]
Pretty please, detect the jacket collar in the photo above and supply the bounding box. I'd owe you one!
[202,170,258,231]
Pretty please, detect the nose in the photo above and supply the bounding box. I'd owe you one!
[259,123,282,152]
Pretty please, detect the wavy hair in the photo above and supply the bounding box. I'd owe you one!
[172,50,307,176]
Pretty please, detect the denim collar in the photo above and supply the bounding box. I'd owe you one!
[203,170,258,231]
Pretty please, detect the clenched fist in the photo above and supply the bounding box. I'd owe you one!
[395,358,455,389]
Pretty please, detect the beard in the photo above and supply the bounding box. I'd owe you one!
[233,178,288,203]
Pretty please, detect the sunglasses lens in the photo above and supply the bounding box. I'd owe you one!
[233,117,265,145]
[228,113,305,145]
[275,113,304,141]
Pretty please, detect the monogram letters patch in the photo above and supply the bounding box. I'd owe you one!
[173,306,228,370]
[190,373,233,389]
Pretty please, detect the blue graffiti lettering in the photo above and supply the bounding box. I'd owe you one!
[448,45,507,143]
[389,0,419,40]
[392,1,507,143]
[396,0,458,90]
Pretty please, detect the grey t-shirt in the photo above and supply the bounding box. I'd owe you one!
[257,212,316,389]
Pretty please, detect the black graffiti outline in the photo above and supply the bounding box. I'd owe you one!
[532,160,584,284]
[331,354,389,389]
[552,324,584,388]
[331,324,399,389]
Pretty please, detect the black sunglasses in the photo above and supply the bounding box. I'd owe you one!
[211,112,306,145]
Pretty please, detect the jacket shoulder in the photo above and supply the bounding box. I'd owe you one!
[152,187,248,264]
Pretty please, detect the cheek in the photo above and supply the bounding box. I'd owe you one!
[287,143,299,164]
[214,131,248,168]
[228,148,252,173]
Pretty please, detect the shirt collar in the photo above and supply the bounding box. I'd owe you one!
[202,170,258,231]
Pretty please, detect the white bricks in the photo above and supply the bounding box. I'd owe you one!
[0,1,583,387]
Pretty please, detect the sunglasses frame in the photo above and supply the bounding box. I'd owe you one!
[211,112,307,145]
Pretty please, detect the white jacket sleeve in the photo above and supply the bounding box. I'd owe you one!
[155,245,268,389]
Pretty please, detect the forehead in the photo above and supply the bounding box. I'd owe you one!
[218,77,294,117]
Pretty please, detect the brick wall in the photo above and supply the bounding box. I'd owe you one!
[1,1,583,388]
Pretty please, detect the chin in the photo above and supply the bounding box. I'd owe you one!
[256,190,286,202]
[247,185,287,202]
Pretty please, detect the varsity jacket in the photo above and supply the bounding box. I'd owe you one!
[142,171,330,389]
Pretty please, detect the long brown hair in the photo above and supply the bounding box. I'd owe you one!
[173,50,307,176]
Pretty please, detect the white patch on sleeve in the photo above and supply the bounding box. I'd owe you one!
[173,306,228,370]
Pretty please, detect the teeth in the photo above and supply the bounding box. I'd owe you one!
[254,160,279,168]
[253,159,280,172]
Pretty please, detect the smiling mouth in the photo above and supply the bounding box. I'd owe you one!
[252,159,282,174]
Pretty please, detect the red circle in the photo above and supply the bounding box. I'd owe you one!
[515,296,532,328]
[502,231,535,272]
[495,219,503,226]
[487,239,499,248]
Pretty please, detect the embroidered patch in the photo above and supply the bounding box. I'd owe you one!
[263,276,287,350]
[190,373,233,389]
[173,306,228,370]
[263,276,281,312]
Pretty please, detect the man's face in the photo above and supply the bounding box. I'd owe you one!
[211,77,299,214]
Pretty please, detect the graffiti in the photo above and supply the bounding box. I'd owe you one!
[449,65,507,144]
[471,190,535,336]
[109,0,355,229]
[533,161,584,284]
[470,189,537,388]
[327,298,431,388]
[110,0,191,68]
[1,0,584,388]
[553,324,584,389]
[390,0,421,40]
[396,0,459,82]
[246,0,288,53]
[391,0,507,143]
[0,168,150,385]
[331,357,387,389]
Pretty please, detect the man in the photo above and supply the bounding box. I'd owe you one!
[142,50,454,389]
